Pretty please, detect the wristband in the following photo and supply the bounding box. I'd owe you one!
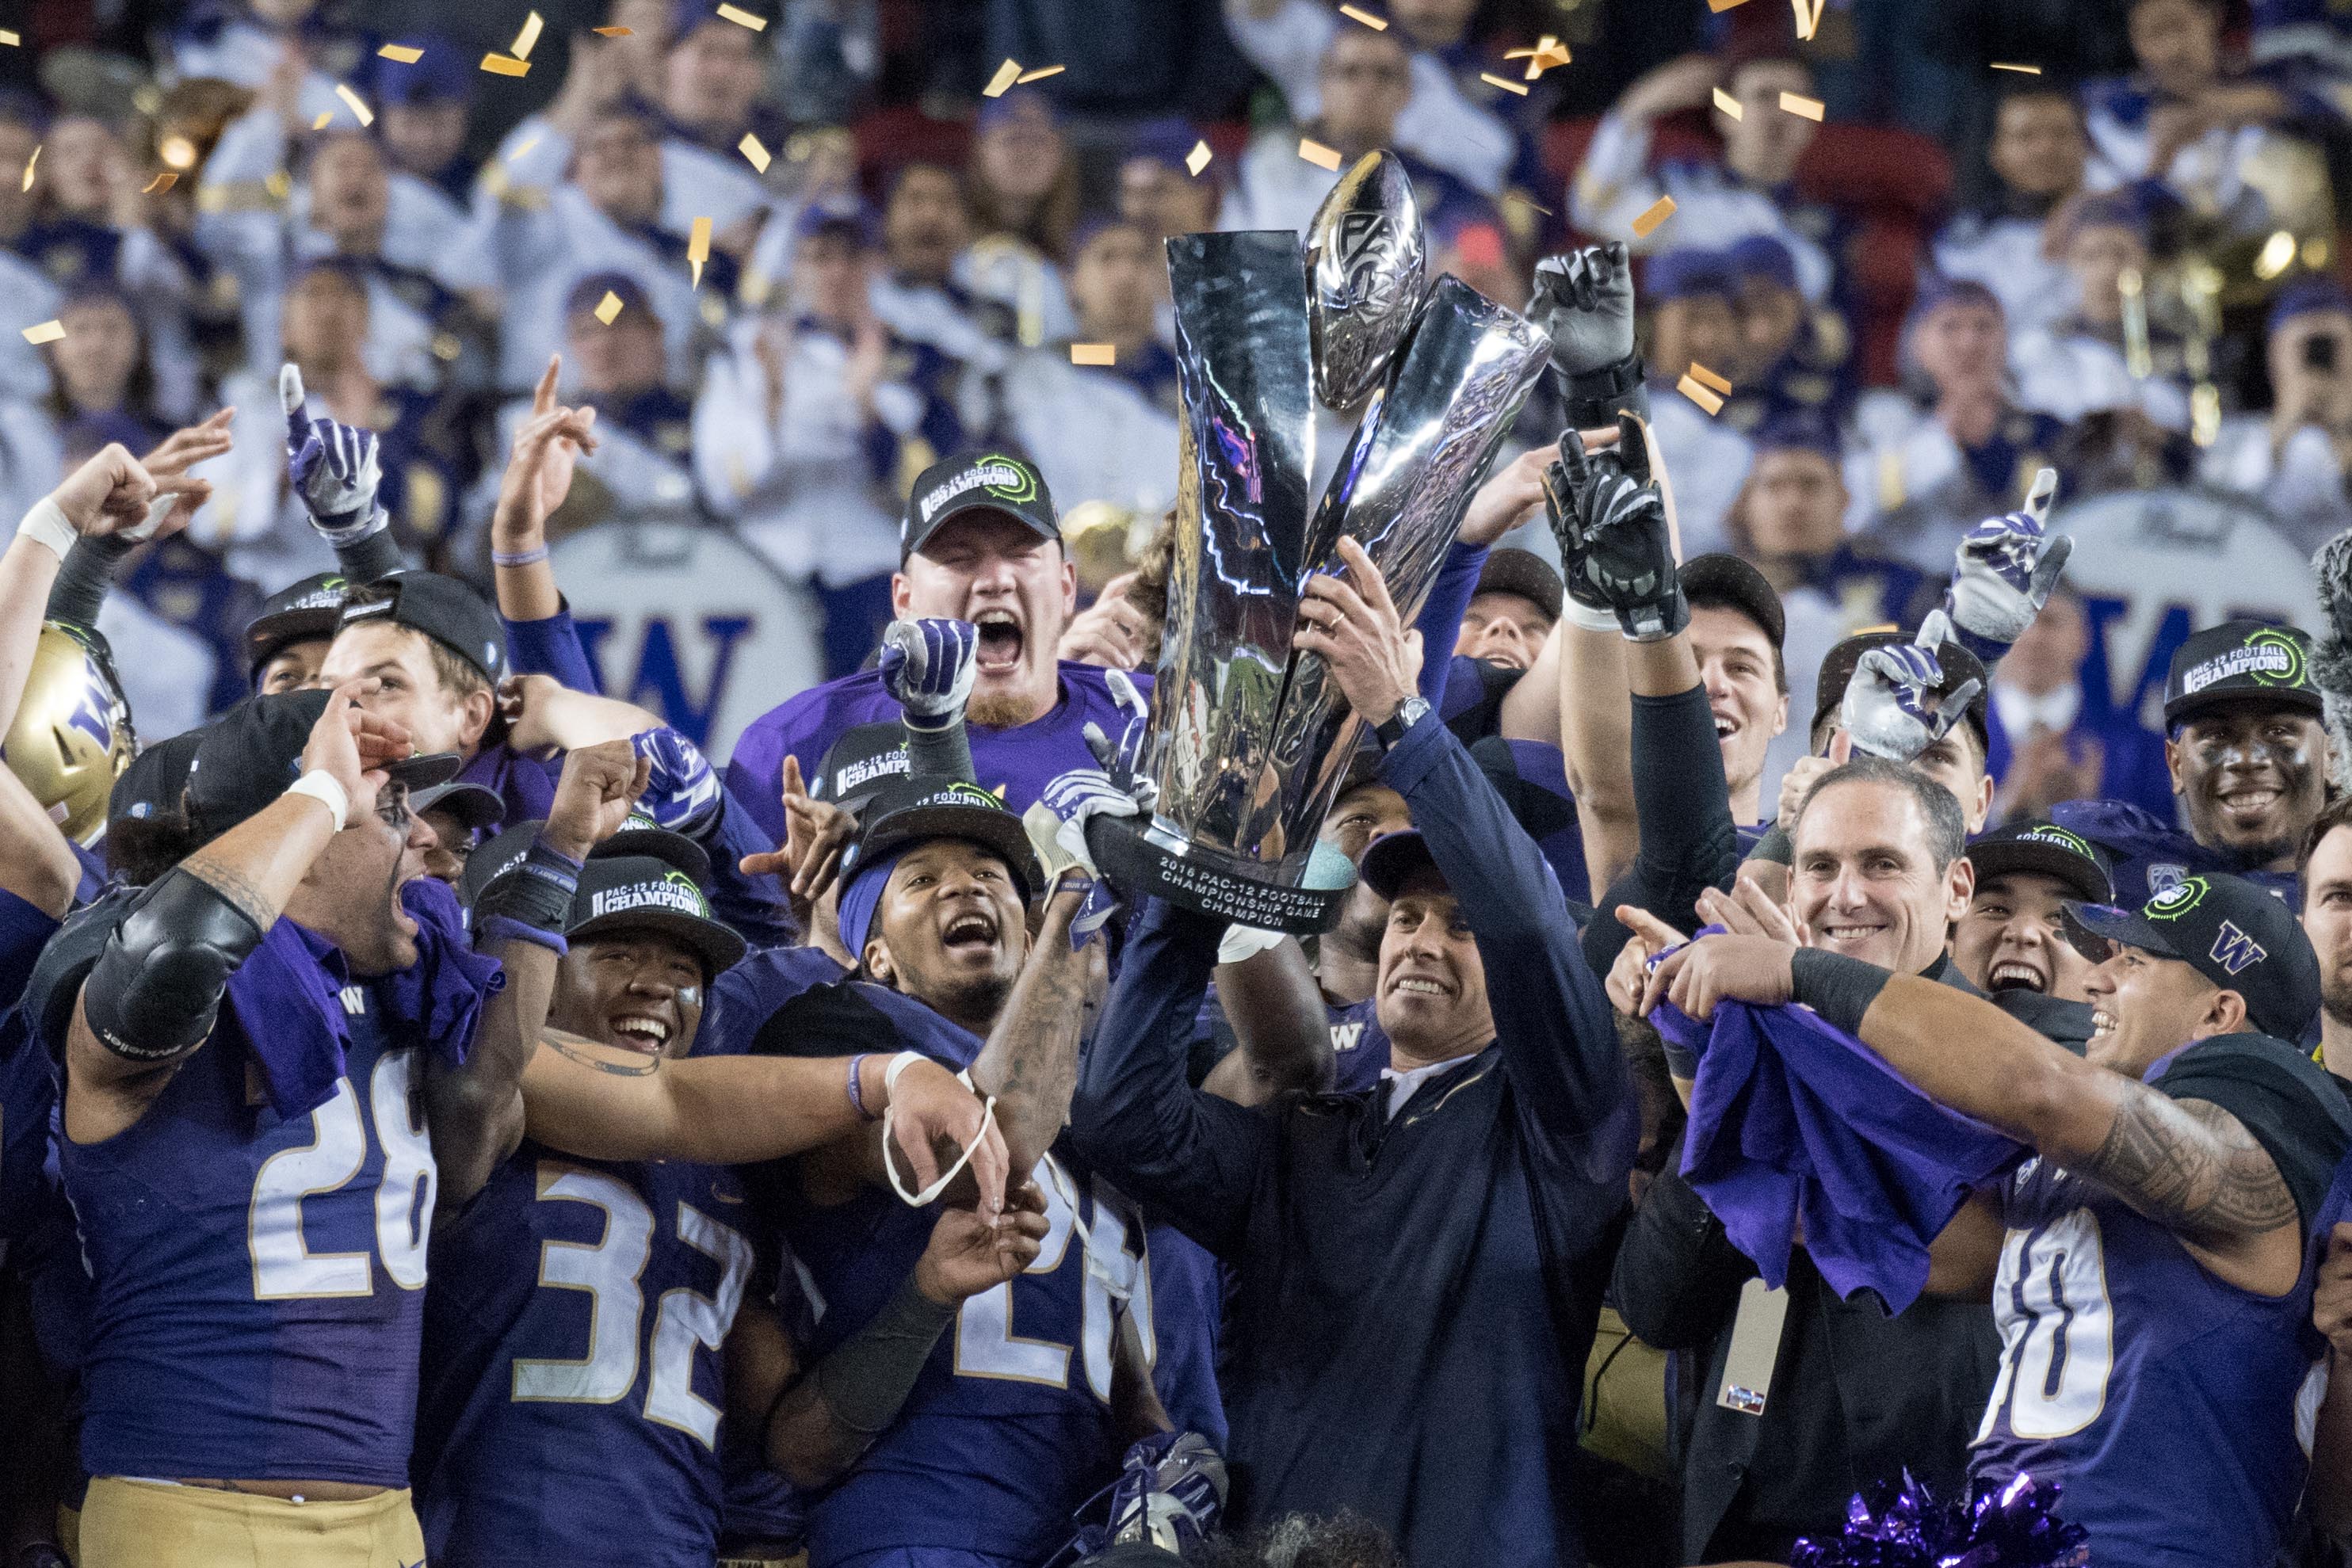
[1562,595,1621,635]
[475,839,585,933]
[493,543,552,568]
[1788,948,1894,1037]
[1560,353,1649,432]
[846,1053,879,1120]
[16,497,77,562]
[475,913,568,955]
[286,771,350,830]
[882,1049,926,1099]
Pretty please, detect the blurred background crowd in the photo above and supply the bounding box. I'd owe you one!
[2,0,2349,817]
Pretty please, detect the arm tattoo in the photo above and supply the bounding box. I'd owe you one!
[2082,1088,2300,1241]
[177,851,278,933]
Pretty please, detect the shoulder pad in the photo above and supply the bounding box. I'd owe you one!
[22,883,143,1062]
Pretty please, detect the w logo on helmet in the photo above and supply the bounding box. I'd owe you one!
[2209,921,2268,975]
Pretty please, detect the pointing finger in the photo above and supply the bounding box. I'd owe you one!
[279,364,308,445]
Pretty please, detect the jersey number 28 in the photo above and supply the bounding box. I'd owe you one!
[248,1053,436,1299]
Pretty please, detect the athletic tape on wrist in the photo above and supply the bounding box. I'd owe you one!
[285,771,350,830]
[16,498,77,561]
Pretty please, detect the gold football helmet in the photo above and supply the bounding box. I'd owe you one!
[3,620,136,845]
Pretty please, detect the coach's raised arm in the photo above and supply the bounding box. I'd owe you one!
[1069,534,1634,1567]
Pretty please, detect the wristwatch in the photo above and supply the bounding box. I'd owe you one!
[1374,696,1432,751]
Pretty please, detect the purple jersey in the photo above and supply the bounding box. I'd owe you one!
[1970,1036,2350,1566]
[415,1144,760,1566]
[458,741,559,833]
[725,663,1154,846]
[1328,997,1392,1094]
[0,887,61,1257]
[52,955,437,1485]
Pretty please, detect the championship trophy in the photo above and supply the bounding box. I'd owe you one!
[1086,152,1552,933]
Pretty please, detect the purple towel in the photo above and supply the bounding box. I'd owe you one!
[225,875,502,1121]
[1655,991,2022,1313]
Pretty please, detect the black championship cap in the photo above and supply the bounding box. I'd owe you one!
[2162,619,2322,728]
[335,571,510,685]
[1681,552,1785,650]
[460,812,708,909]
[837,776,1044,905]
[901,448,1060,562]
[1473,548,1563,624]
[1816,630,1991,753]
[183,690,460,842]
[246,570,351,673]
[567,831,747,978]
[1967,820,2113,906]
[811,721,913,814]
[2065,872,2321,1041]
[410,777,505,838]
[109,725,206,826]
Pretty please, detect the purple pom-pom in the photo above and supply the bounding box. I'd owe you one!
[1793,1471,2088,1568]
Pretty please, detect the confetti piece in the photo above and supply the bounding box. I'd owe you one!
[688,216,712,288]
[1015,64,1063,84]
[334,82,373,126]
[0,29,18,45]
[1705,0,1746,9]
[21,320,63,345]
[376,43,423,63]
[1298,137,1342,171]
[1504,190,1554,218]
[1338,3,1387,26]
[739,132,771,173]
[1676,374,1724,415]
[1779,90,1824,121]
[1504,35,1571,78]
[1712,86,1743,120]
[982,59,1023,97]
[507,134,541,162]
[19,145,34,193]
[510,11,544,60]
[312,112,333,130]
[265,170,292,200]
[1480,72,1529,97]
[1687,361,1732,395]
[1070,343,1116,366]
[480,53,530,76]
[1184,139,1212,176]
[1631,194,1677,238]
[1792,0,1824,40]
[592,24,633,34]
[716,2,767,29]
[594,290,624,325]
[142,171,178,194]
[1990,61,2042,74]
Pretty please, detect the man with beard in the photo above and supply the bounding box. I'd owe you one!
[2056,620,2331,906]
[1645,865,2352,1567]
[2298,795,2352,1081]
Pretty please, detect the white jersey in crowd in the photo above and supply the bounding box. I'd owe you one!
[691,315,911,586]
[1645,386,1752,560]
[1219,0,1515,196]
[1571,113,1835,303]
[2199,415,2352,557]
[0,250,59,405]
[2010,325,2193,430]
[0,399,63,534]
[1000,349,1181,524]
[1219,128,1362,235]
[1930,210,2075,337]
[482,116,773,246]
[869,270,1012,376]
[183,368,342,591]
[94,591,216,742]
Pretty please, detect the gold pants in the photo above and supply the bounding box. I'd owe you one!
[78,1478,427,1568]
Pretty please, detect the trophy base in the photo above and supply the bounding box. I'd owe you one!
[1086,814,1350,937]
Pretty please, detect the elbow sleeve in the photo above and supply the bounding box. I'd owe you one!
[82,871,265,1061]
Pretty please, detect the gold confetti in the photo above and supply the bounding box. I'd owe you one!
[1792,0,1825,40]
[1676,374,1724,415]
[1015,64,1063,84]
[377,43,423,63]
[1070,343,1116,366]
[265,169,292,200]
[1480,72,1529,97]
[21,320,64,345]
[688,216,712,288]
[142,171,178,194]
[334,82,373,125]
[510,11,544,60]
[1338,3,1387,26]
[593,290,624,326]
[1504,35,1571,79]
[1298,137,1342,171]
[1631,194,1676,238]
[1990,62,2042,74]
[0,29,19,45]
[18,144,34,193]
[312,111,333,130]
[1184,139,1212,176]
[592,24,633,34]
[982,59,1023,97]
[1687,361,1732,395]
[1705,0,1746,9]
[507,134,541,161]
[1779,90,1824,121]
[739,132,771,173]
[716,2,767,29]
[1712,86,1743,120]
[480,53,531,76]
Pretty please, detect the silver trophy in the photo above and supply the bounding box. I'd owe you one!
[1087,151,1552,933]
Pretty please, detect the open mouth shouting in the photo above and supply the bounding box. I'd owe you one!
[605,1009,676,1055]
[973,608,1025,679]
[939,906,1002,959]
[1987,957,2050,995]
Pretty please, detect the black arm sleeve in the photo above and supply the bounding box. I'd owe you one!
[2155,1036,2352,1229]
[79,870,266,1061]
[1580,682,1741,978]
[43,535,138,631]
[332,526,407,584]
